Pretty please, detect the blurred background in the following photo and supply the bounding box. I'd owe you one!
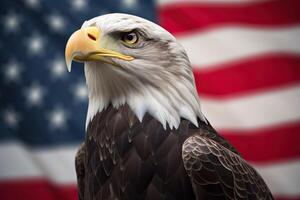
[0,0,299,199]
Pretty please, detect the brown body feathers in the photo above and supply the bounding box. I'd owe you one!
[75,104,273,200]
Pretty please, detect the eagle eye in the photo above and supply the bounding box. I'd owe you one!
[121,31,139,46]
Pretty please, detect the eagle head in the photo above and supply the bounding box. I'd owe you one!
[65,13,205,129]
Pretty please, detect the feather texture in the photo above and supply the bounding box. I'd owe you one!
[75,104,273,200]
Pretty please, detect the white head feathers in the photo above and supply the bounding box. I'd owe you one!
[82,13,206,129]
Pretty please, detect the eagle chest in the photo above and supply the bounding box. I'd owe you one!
[84,105,196,200]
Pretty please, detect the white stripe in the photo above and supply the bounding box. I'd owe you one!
[0,142,300,197]
[157,0,270,6]
[178,26,300,69]
[201,84,300,130]
[33,146,77,184]
[253,161,300,197]
[0,142,43,180]
[0,142,77,184]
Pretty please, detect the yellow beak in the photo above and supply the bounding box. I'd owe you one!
[65,26,134,72]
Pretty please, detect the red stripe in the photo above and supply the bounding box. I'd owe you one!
[194,54,300,98]
[158,0,300,35]
[0,179,76,200]
[220,121,300,163]
[0,179,299,200]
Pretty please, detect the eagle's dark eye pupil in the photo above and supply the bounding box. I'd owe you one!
[122,32,138,45]
[127,34,134,40]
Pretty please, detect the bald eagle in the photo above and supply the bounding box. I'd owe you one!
[65,13,273,200]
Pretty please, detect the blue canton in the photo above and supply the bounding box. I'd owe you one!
[0,0,156,147]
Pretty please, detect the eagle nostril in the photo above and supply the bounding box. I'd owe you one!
[88,33,97,41]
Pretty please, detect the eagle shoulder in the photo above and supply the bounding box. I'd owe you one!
[182,133,274,200]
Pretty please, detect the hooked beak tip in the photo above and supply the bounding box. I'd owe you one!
[67,62,72,72]
[65,55,73,72]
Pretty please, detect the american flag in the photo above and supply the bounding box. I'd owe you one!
[0,0,299,199]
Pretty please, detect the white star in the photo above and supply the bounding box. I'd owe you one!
[48,107,68,130]
[47,13,66,32]
[73,81,88,103]
[3,12,21,32]
[24,83,45,107]
[3,108,20,128]
[26,34,45,55]
[50,57,67,79]
[122,0,138,8]
[24,0,40,9]
[71,0,87,11]
[3,60,22,83]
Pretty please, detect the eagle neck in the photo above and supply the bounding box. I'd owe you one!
[84,62,206,130]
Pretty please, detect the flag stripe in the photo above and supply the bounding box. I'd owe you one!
[0,142,43,180]
[194,54,300,97]
[1,142,300,197]
[0,179,76,200]
[0,186,297,200]
[0,183,300,200]
[201,84,300,129]
[221,121,300,162]
[157,0,273,6]
[278,199,300,200]
[178,26,300,67]
[0,142,76,184]
[33,146,77,184]
[254,160,300,197]
[158,0,300,34]
[0,179,299,200]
